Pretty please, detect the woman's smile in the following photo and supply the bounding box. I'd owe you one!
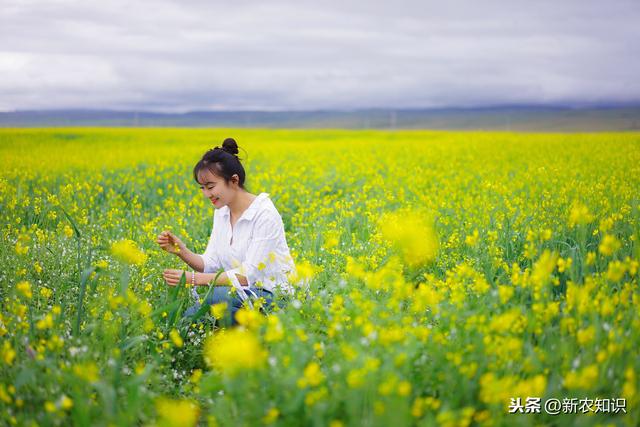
[211,196,220,205]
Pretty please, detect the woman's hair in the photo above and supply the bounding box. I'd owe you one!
[193,138,246,188]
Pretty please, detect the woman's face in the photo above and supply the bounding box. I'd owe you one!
[197,168,239,208]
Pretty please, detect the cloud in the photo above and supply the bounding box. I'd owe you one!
[1,0,639,111]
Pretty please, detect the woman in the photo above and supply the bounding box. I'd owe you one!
[157,138,296,325]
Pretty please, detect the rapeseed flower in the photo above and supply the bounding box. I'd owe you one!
[169,329,183,348]
[262,407,279,424]
[530,250,558,291]
[204,328,266,375]
[110,239,147,265]
[568,202,594,227]
[297,361,325,388]
[16,281,32,299]
[1,341,16,365]
[378,210,438,268]
[234,307,264,330]
[564,364,599,390]
[599,234,621,256]
[155,397,200,427]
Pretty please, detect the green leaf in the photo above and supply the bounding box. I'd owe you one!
[167,271,187,327]
[120,334,148,352]
[74,266,97,336]
[60,205,81,238]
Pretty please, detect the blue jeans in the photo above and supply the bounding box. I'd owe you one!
[183,286,280,326]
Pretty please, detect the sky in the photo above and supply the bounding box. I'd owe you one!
[1,0,639,112]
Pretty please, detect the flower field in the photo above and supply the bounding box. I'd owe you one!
[1,128,639,426]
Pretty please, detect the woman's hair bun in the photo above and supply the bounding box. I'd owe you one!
[221,138,239,156]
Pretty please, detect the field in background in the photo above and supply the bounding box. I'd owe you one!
[1,128,639,426]
[3,106,640,131]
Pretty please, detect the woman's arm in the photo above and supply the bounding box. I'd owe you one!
[162,269,248,286]
[197,271,248,286]
[156,230,209,272]
[176,247,205,272]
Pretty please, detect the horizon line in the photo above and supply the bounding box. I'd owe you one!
[3,102,640,115]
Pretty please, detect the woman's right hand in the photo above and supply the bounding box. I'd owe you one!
[156,230,186,255]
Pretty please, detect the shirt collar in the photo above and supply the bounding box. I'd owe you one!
[220,192,270,221]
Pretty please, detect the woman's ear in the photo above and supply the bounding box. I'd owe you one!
[230,174,240,186]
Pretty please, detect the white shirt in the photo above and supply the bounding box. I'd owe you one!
[199,192,296,294]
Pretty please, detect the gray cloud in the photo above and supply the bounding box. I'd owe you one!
[1,0,639,111]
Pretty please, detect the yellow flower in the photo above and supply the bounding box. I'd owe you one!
[622,368,637,405]
[110,239,147,265]
[598,217,613,233]
[287,259,319,286]
[577,326,596,346]
[63,224,74,238]
[170,329,183,348]
[135,362,146,375]
[557,257,572,273]
[262,407,279,424]
[155,397,200,427]
[498,285,514,304]
[378,210,438,268]
[465,229,479,247]
[411,397,425,418]
[39,287,53,299]
[324,230,340,249]
[36,314,54,330]
[347,368,366,388]
[16,281,32,299]
[297,362,325,388]
[606,260,626,282]
[564,364,599,390]
[397,380,412,396]
[304,386,328,407]
[599,234,621,256]
[14,241,28,255]
[138,301,152,316]
[530,250,558,290]
[204,329,266,375]
[235,308,264,330]
[210,302,228,319]
[568,202,594,227]
[0,385,11,404]
[60,395,73,410]
[264,315,284,342]
[378,376,397,396]
[479,373,546,405]
[190,369,202,384]
[2,341,16,365]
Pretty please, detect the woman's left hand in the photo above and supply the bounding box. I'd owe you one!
[163,269,189,286]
